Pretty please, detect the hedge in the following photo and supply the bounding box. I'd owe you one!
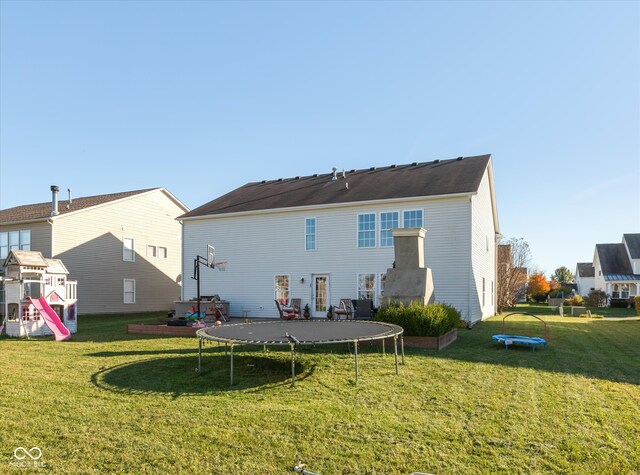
[374,301,461,337]
[636,296,640,316]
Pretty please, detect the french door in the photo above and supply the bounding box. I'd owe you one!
[311,274,330,318]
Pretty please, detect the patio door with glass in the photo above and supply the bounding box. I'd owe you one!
[311,274,330,318]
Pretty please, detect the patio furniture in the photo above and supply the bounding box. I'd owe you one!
[275,300,300,320]
[354,299,374,320]
[334,299,353,320]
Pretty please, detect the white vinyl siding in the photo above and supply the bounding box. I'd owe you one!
[380,212,399,248]
[124,279,136,304]
[358,213,376,248]
[123,238,135,262]
[305,218,317,251]
[403,209,423,229]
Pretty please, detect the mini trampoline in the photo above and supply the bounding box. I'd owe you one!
[196,320,405,385]
[492,312,548,351]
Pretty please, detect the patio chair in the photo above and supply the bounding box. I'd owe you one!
[334,299,353,320]
[354,299,374,320]
[275,300,299,320]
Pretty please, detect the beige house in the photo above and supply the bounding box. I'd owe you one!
[1,187,188,314]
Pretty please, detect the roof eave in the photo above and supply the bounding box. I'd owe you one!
[0,217,52,226]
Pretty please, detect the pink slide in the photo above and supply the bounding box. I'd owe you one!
[27,297,71,341]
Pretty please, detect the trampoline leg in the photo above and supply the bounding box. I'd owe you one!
[290,344,296,386]
[354,341,359,382]
[382,339,386,356]
[401,335,405,365]
[263,345,267,352]
[230,345,234,386]
[394,336,399,375]
[197,339,202,375]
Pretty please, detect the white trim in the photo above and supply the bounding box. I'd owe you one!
[123,279,136,304]
[357,212,377,249]
[304,217,317,251]
[379,210,400,248]
[179,192,475,222]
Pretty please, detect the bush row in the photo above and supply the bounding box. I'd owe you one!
[374,301,461,337]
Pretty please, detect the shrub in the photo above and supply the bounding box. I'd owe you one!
[609,298,629,308]
[374,301,461,337]
[530,293,548,303]
[563,295,584,306]
[635,296,640,316]
[584,290,607,307]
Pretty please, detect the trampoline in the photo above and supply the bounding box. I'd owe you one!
[196,320,405,385]
[492,312,548,351]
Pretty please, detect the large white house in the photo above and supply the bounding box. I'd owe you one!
[179,154,500,323]
[589,234,640,300]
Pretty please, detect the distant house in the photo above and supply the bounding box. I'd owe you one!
[575,262,595,296]
[179,154,500,323]
[1,187,188,314]
[580,233,640,300]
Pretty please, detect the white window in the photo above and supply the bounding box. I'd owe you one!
[358,213,376,248]
[147,245,157,258]
[305,218,317,251]
[357,274,376,301]
[124,279,136,304]
[380,212,399,248]
[158,246,168,259]
[123,238,135,262]
[482,278,486,307]
[403,210,423,229]
[1,230,31,258]
[275,275,290,304]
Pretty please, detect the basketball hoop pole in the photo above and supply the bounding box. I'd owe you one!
[192,255,210,321]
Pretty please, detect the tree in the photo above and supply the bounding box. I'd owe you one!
[527,273,551,302]
[497,238,531,312]
[551,266,574,285]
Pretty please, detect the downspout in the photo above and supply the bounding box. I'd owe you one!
[180,220,185,301]
[467,195,472,326]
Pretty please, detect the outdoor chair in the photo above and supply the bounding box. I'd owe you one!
[334,299,353,320]
[275,300,300,320]
[354,299,374,320]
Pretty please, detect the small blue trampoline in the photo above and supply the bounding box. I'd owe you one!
[493,312,549,352]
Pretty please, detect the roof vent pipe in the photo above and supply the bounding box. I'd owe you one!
[50,185,60,216]
[332,167,337,181]
[67,188,73,208]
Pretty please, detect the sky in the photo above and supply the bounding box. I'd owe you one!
[1,1,639,276]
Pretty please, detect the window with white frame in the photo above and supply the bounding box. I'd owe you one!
[403,209,423,229]
[357,274,376,301]
[275,275,290,304]
[612,283,630,299]
[147,245,157,258]
[358,213,376,248]
[305,218,317,251]
[123,279,136,304]
[123,238,135,262]
[380,212,398,247]
[158,246,168,259]
[0,230,31,259]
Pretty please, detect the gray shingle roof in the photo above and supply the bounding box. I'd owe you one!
[0,188,159,224]
[182,154,491,218]
[624,233,640,259]
[596,243,633,275]
[576,262,595,278]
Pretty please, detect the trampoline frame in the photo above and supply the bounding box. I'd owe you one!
[195,320,405,386]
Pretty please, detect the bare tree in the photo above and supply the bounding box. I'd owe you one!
[497,238,531,312]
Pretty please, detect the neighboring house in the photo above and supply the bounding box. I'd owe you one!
[179,154,500,323]
[575,262,595,296]
[586,233,640,300]
[0,187,188,314]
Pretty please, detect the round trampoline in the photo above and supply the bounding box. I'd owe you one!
[196,320,405,385]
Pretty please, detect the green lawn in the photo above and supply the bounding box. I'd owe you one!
[1,308,639,474]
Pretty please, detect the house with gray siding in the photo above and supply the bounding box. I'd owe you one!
[179,154,500,323]
[1,187,188,314]
[588,233,640,301]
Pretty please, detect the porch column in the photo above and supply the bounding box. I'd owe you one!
[606,283,611,296]
[636,283,640,296]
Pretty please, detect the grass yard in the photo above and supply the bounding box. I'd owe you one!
[1,308,639,474]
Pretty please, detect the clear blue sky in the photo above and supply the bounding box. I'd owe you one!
[1,1,639,275]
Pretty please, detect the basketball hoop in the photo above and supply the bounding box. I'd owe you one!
[214,261,227,272]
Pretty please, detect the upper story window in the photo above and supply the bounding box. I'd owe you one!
[305,218,317,251]
[403,210,423,229]
[380,212,399,248]
[0,230,31,259]
[123,238,135,262]
[357,213,376,248]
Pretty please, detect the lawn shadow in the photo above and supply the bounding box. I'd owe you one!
[421,318,640,386]
[90,352,315,396]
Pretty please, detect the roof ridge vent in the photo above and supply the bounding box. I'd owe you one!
[390,164,397,168]
[457,156,464,161]
[261,180,267,184]
[411,162,418,166]
[369,167,376,171]
[295,176,300,180]
[349,169,356,173]
[313,173,318,177]
[277,178,283,182]
[433,159,440,164]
